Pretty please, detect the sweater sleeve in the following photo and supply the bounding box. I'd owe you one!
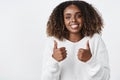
[86,34,110,80]
[41,38,60,80]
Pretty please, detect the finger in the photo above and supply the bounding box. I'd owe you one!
[54,40,58,50]
[60,47,66,51]
[77,52,82,59]
[86,40,90,50]
[79,48,84,53]
[63,52,67,59]
[63,50,67,53]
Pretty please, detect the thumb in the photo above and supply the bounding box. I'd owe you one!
[86,40,90,50]
[54,40,58,50]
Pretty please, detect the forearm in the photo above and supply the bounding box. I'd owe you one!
[86,58,110,80]
[41,57,60,80]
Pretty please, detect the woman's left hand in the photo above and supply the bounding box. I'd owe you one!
[77,40,92,62]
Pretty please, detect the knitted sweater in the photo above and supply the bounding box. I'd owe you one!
[41,33,110,80]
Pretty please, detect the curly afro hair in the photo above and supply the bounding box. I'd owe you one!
[47,0,103,41]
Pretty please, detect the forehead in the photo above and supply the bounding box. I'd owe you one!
[64,4,81,14]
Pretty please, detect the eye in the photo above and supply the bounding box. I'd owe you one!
[76,13,82,18]
[65,16,71,19]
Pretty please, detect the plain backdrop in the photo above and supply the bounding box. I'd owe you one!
[0,0,120,80]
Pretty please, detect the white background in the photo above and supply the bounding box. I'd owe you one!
[0,0,120,80]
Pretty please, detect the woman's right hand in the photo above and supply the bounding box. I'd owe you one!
[52,40,67,62]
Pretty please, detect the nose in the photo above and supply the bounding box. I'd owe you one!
[71,17,76,22]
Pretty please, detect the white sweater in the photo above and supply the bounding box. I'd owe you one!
[41,33,110,80]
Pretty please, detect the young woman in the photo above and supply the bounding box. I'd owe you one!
[41,1,110,80]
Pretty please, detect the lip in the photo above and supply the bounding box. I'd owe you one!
[70,24,79,29]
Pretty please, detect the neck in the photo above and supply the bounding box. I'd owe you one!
[68,33,82,42]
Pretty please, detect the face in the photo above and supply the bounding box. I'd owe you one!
[64,5,83,34]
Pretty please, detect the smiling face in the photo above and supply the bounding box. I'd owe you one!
[64,4,83,35]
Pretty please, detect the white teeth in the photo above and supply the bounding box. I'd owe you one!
[71,25,78,29]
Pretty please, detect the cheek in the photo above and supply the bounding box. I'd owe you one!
[78,18,83,23]
[64,20,69,26]
[64,22,70,30]
[78,19,83,27]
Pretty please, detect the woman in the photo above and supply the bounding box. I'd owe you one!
[41,1,110,80]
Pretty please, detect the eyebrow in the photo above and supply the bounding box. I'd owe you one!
[64,12,81,15]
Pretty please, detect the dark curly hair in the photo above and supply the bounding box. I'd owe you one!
[47,0,103,41]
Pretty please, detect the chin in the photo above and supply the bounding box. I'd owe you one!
[70,31,80,34]
[70,29,81,33]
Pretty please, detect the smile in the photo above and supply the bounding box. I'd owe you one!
[71,24,79,29]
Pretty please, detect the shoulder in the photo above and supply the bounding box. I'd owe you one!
[92,33,102,39]
[45,36,61,46]
[46,36,60,42]
[89,33,102,41]
[45,37,54,46]
[88,33,107,54]
[88,33,104,46]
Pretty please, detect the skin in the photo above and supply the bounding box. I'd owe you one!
[64,4,83,42]
[52,4,92,62]
[52,40,67,62]
[77,40,92,62]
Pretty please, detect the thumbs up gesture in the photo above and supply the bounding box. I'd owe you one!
[52,40,67,62]
[77,40,92,62]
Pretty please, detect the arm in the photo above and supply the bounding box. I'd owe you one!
[86,35,110,80]
[41,39,60,80]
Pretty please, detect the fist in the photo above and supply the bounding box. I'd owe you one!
[77,40,92,62]
[52,40,67,62]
